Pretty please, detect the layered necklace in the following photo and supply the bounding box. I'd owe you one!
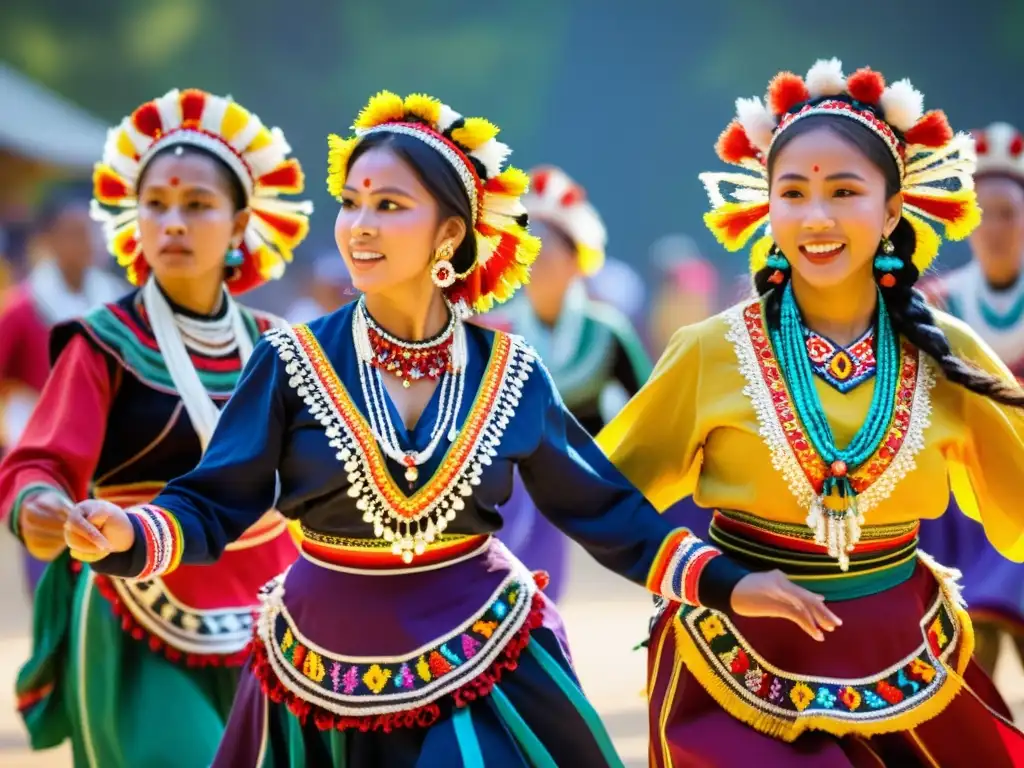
[770,283,899,562]
[352,296,468,488]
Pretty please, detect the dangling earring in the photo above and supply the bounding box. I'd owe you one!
[874,235,900,288]
[430,241,456,288]
[225,245,244,267]
[765,243,790,285]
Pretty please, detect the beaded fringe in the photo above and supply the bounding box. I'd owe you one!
[250,580,548,733]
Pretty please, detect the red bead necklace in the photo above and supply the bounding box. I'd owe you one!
[363,311,455,388]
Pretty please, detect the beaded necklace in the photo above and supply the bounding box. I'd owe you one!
[353,296,468,488]
[770,282,899,561]
[362,306,455,388]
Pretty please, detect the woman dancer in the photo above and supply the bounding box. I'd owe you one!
[600,60,1024,765]
[64,91,834,766]
[0,89,310,766]
[488,165,651,600]
[918,121,1024,679]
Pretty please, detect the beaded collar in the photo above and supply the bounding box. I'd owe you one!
[804,326,876,394]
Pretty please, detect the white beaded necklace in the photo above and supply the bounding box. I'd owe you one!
[352,297,469,485]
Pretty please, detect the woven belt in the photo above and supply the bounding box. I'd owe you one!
[298,526,490,571]
[711,510,919,601]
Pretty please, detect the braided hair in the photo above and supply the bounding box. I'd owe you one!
[758,113,1024,407]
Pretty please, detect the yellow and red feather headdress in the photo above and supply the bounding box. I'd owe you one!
[326,92,539,314]
[92,88,313,294]
[699,59,981,276]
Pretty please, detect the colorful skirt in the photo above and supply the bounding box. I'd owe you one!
[647,510,1024,767]
[213,534,624,767]
[15,506,297,767]
[16,555,240,767]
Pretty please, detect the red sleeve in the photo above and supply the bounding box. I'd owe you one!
[0,334,114,522]
[0,294,26,381]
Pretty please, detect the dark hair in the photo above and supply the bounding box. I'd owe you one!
[759,114,1024,408]
[345,131,477,275]
[136,144,248,211]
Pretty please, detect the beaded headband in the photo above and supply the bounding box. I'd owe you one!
[699,59,981,276]
[91,88,312,294]
[327,92,539,314]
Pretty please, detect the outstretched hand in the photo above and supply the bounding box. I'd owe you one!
[63,499,135,562]
[730,570,842,641]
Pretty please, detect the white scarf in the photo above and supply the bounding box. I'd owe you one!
[142,278,253,449]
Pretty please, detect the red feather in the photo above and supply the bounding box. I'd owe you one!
[973,129,989,155]
[257,159,303,192]
[903,193,968,223]
[252,208,304,239]
[846,68,886,104]
[1010,133,1024,157]
[180,89,207,129]
[768,72,810,116]
[560,186,586,207]
[531,169,551,195]
[716,120,758,164]
[132,102,163,139]
[904,111,953,147]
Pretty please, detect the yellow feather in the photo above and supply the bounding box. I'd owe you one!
[246,126,274,153]
[116,129,137,159]
[903,211,942,273]
[703,201,769,252]
[220,102,251,141]
[451,118,499,151]
[403,94,442,126]
[944,192,981,241]
[326,134,359,198]
[577,244,605,276]
[491,167,529,196]
[748,234,775,274]
[354,91,406,130]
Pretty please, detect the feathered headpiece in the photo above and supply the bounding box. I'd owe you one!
[92,89,313,294]
[973,122,1024,183]
[699,59,980,276]
[326,92,539,314]
[524,166,607,276]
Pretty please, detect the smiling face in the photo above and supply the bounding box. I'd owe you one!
[769,126,902,290]
[334,145,466,298]
[136,148,248,285]
[971,175,1024,284]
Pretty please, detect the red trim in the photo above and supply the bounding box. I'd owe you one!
[93,575,252,668]
[16,682,54,713]
[250,583,547,732]
[682,549,719,605]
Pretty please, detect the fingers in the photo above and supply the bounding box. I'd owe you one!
[809,595,843,631]
[64,508,110,554]
[784,597,825,642]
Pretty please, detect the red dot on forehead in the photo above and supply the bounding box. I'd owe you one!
[812,165,820,173]
[362,178,372,188]
[169,176,180,186]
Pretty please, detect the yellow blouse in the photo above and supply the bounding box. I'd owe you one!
[597,300,1024,561]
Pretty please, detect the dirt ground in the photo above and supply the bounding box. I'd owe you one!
[1,534,1022,767]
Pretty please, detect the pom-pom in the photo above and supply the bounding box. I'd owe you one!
[904,111,953,148]
[354,91,406,131]
[132,102,163,139]
[560,185,585,207]
[736,97,775,152]
[846,68,886,105]
[880,79,924,133]
[402,94,442,126]
[805,58,846,98]
[1010,133,1024,158]
[715,120,759,164]
[450,117,500,151]
[767,72,810,116]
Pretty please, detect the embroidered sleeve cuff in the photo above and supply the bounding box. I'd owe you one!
[91,505,185,580]
[646,528,726,606]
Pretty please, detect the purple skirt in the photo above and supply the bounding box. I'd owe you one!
[918,495,1024,628]
[212,538,623,767]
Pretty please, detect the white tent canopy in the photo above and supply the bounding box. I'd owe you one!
[0,64,106,170]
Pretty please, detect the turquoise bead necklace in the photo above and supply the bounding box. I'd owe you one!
[769,282,900,568]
